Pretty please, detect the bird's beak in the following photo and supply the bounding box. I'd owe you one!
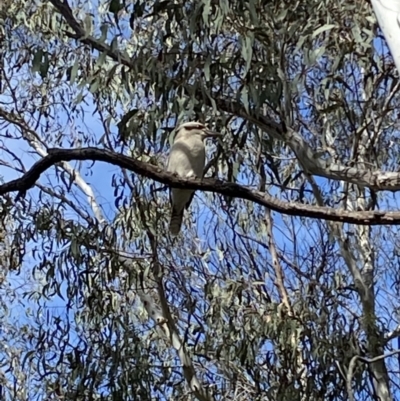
[204,129,222,138]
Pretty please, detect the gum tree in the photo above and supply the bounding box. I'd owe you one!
[0,0,399,400]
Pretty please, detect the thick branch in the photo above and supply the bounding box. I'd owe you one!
[2,146,400,226]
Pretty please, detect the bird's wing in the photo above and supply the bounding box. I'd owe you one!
[185,145,205,209]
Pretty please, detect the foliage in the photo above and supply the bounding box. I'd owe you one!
[0,0,399,400]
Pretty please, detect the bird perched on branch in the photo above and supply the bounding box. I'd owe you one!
[167,121,221,236]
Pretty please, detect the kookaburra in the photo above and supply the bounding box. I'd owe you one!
[167,121,221,236]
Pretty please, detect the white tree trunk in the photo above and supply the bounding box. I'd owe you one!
[371,0,400,73]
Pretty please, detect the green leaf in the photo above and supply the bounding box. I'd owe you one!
[232,162,239,181]
[109,0,123,14]
[69,59,79,84]
[110,36,119,52]
[83,14,93,35]
[40,52,49,78]
[312,24,336,38]
[241,34,254,76]
[202,0,211,25]
[247,1,258,26]
[95,51,107,68]
[32,49,43,73]
[241,86,249,114]
[99,23,108,42]
[89,79,100,94]
[204,56,211,82]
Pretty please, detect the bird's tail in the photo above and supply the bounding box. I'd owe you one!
[169,207,184,236]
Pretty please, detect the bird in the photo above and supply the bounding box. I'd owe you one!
[167,121,221,236]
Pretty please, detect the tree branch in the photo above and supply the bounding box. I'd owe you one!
[1,146,400,226]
